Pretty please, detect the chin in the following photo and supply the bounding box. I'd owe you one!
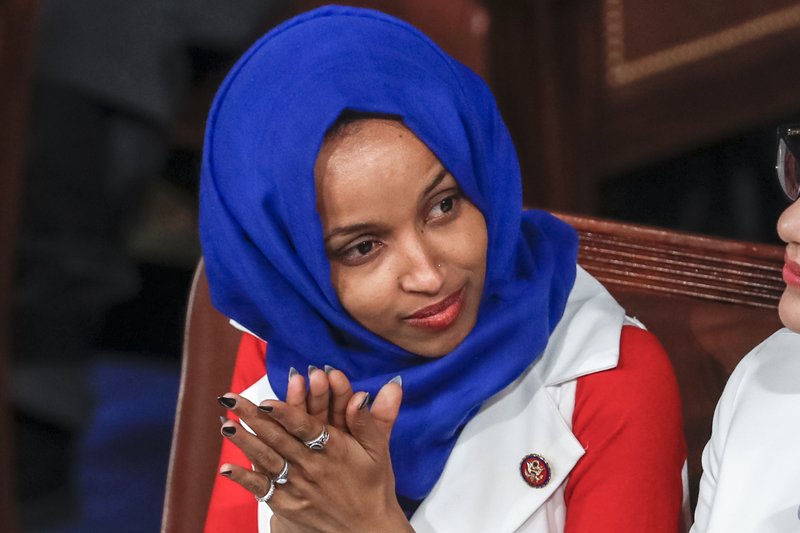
[778,288,800,333]
[405,335,463,358]
[401,325,471,358]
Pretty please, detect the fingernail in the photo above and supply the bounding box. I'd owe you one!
[219,415,227,424]
[308,365,319,375]
[324,365,335,374]
[257,404,273,413]
[358,392,371,410]
[388,375,403,387]
[220,469,232,478]
[217,396,236,409]
[221,425,236,437]
[289,367,299,379]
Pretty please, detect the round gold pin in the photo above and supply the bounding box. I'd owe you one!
[520,454,551,488]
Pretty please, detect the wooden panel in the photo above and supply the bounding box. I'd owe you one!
[486,0,603,211]
[603,0,800,88]
[597,0,800,174]
[486,1,800,211]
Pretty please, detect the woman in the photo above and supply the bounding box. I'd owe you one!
[199,6,686,532]
[691,126,800,532]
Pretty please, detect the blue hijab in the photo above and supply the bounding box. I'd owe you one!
[200,6,578,501]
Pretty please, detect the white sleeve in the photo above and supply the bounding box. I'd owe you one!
[689,351,752,532]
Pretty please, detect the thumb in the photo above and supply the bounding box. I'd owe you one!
[370,376,403,440]
[345,391,387,457]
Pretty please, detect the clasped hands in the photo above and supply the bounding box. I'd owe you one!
[217,366,413,533]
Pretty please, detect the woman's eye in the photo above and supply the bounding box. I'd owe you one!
[428,193,461,220]
[338,239,383,266]
[355,241,373,255]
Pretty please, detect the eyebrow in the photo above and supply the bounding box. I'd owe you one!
[324,222,381,244]
[323,166,451,244]
[422,167,448,199]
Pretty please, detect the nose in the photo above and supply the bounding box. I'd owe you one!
[777,198,800,246]
[397,234,444,295]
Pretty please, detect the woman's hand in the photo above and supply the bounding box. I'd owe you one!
[218,376,409,533]
[285,366,402,439]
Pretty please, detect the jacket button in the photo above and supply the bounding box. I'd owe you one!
[520,454,551,488]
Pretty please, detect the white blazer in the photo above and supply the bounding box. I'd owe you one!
[239,268,661,532]
[691,328,800,533]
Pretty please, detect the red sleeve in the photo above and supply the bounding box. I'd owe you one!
[564,325,686,533]
[204,333,267,533]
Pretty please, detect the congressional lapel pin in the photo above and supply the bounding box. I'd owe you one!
[520,454,551,488]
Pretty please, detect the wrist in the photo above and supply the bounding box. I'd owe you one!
[369,502,414,533]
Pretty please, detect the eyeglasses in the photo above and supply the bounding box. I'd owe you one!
[777,125,800,201]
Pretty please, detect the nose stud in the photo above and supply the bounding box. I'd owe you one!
[436,263,442,268]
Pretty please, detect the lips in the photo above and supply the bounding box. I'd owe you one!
[405,288,464,330]
[783,253,800,287]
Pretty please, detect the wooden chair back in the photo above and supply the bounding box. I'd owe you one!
[162,215,785,530]
[161,261,242,533]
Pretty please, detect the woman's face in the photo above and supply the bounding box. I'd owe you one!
[778,198,800,331]
[315,119,488,357]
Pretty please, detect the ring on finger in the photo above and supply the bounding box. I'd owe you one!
[303,425,329,451]
[274,459,289,485]
[255,476,276,504]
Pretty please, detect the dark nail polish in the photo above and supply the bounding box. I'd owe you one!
[358,392,371,410]
[217,396,236,409]
[257,404,273,413]
[222,425,237,437]
[324,365,335,374]
[308,365,319,375]
[220,469,232,478]
[289,367,299,379]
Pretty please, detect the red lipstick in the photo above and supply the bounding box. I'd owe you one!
[784,253,800,288]
[406,288,464,330]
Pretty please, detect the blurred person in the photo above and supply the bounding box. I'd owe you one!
[691,125,800,532]
[12,0,289,524]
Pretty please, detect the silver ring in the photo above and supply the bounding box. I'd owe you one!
[254,476,275,503]
[274,459,289,485]
[303,426,330,451]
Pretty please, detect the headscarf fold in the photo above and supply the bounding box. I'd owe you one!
[200,5,578,501]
